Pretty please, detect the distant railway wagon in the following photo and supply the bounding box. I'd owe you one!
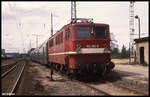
[30,18,115,75]
[30,39,48,65]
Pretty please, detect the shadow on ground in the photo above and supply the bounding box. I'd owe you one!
[73,69,142,85]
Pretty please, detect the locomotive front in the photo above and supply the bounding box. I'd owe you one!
[67,20,115,75]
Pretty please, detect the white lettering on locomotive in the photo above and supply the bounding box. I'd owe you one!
[86,45,99,48]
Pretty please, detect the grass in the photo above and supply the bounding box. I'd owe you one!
[112,59,149,67]
[115,62,129,65]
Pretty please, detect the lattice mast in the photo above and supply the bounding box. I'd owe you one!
[129,1,135,63]
[51,13,53,36]
[71,1,77,22]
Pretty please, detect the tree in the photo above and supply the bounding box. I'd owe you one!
[111,47,119,55]
[120,45,130,58]
[110,33,118,51]
[110,33,120,58]
[111,46,121,58]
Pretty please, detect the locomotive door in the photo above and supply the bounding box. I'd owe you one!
[65,27,72,66]
[139,47,144,64]
[65,27,72,51]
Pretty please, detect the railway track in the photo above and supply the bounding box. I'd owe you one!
[1,58,22,67]
[1,60,26,96]
[1,62,18,78]
[1,58,23,77]
[74,78,148,96]
[56,71,149,96]
[105,80,149,96]
[28,61,148,96]
[76,80,112,96]
[54,73,111,95]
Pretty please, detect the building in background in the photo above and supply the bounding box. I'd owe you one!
[1,49,6,58]
[134,37,149,64]
[5,53,20,58]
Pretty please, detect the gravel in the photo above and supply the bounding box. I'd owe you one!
[15,59,149,96]
[16,60,105,96]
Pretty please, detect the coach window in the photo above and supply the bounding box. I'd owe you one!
[94,26,106,38]
[67,28,71,39]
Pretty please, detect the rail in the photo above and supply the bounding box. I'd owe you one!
[1,63,18,78]
[63,74,148,96]
[105,81,149,96]
[10,61,26,95]
[59,74,112,96]
[78,81,112,96]
[1,60,26,96]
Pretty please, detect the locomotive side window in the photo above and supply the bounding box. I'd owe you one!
[67,28,71,39]
[58,34,61,44]
[55,37,57,45]
[77,27,90,38]
[61,32,63,43]
[59,34,61,44]
[49,39,54,48]
[94,26,106,38]
[57,36,58,44]
[55,33,63,45]
[49,40,50,47]
[57,35,59,44]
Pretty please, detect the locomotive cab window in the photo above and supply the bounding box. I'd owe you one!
[94,26,106,38]
[77,27,90,38]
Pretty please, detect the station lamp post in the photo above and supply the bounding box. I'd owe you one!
[135,15,141,39]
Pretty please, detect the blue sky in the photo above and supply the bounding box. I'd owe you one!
[2,1,149,53]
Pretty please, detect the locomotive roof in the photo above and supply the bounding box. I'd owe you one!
[32,38,49,52]
[73,22,109,26]
[49,22,109,38]
[31,21,109,53]
[34,21,109,50]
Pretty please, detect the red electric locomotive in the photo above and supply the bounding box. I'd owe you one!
[48,18,115,75]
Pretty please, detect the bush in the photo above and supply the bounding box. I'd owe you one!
[120,45,130,58]
[142,61,149,66]
[111,53,121,59]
